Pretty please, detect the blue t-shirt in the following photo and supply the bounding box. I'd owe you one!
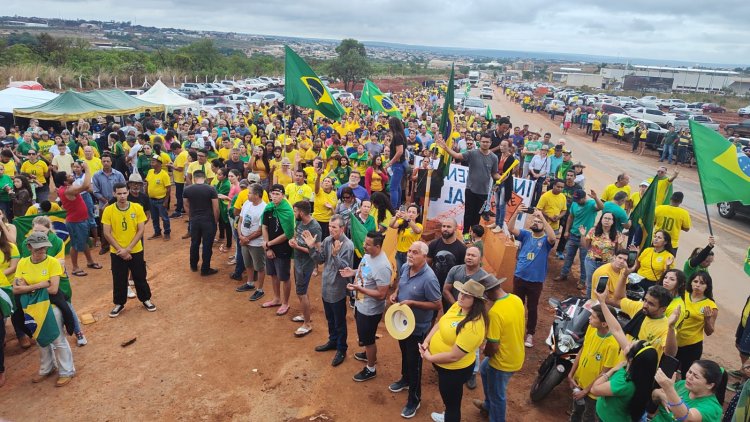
[602,201,629,233]
[396,264,442,336]
[514,229,554,283]
[569,199,598,236]
[549,155,563,176]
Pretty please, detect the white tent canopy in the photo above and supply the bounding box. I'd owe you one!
[0,87,58,114]
[136,80,198,112]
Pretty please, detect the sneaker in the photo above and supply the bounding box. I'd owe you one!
[32,369,56,383]
[466,372,477,389]
[229,273,244,281]
[524,334,534,348]
[353,367,377,382]
[553,274,568,281]
[491,226,503,233]
[400,402,420,419]
[389,379,409,393]
[109,304,124,318]
[164,233,171,241]
[143,300,157,312]
[201,268,219,276]
[430,412,445,422]
[55,376,73,387]
[249,290,265,301]
[127,286,136,298]
[472,399,489,416]
[76,332,87,347]
[235,283,255,292]
[353,351,368,362]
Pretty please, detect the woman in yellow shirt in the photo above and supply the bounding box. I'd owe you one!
[369,192,393,233]
[250,146,271,189]
[634,229,674,288]
[421,280,487,422]
[389,204,422,271]
[273,158,293,187]
[676,272,717,375]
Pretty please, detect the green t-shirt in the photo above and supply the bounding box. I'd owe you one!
[0,174,12,202]
[662,132,678,146]
[17,140,38,156]
[569,199,598,235]
[524,140,541,163]
[651,380,722,422]
[595,368,635,422]
[683,260,708,281]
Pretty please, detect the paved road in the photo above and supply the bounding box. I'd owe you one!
[477,85,750,365]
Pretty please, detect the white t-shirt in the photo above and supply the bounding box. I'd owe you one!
[239,200,266,246]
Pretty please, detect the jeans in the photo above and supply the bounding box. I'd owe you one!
[463,188,487,234]
[322,298,348,353]
[395,251,407,272]
[570,395,598,422]
[190,218,217,271]
[434,363,474,422]
[389,161,405,209]
[232,227,245,277]
[399,332,426,406]
[111,251,150,305]
[480,358,515,422]
[150,198,170,235]
[583,256,604,298]
[38,306,76,377]
[660,143,674,163]
[556,211,570,253]
[561,234,587,284]
[174,182,185,213]
[494,186,507,227]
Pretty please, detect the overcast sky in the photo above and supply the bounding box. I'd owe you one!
[5,0,750,66]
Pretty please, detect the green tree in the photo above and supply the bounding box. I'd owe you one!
[329,39,370,91]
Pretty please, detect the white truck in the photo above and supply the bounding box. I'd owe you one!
[468,71,480,86]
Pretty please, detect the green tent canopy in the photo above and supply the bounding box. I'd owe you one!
[13,89,164,120]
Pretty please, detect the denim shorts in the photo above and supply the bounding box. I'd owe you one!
[66,221,90,252]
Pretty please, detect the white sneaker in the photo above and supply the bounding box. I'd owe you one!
[128,279,134,286]
[127,286,136,298]
[491,226,503,233]
[431,412,445,422]
[487,223,497,229]
[524,334,534,348]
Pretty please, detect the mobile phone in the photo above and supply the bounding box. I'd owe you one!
[524,206,536,214]
[627,250,638,267]
[596,276,609,294]
[659,355,681,379]
[316,161,322,170]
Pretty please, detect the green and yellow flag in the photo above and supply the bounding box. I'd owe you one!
[485,104,493,122]
[20,289,60,347]
[284,46,345,121]
[0,287,13,318]
[350,213,367,259]
[361,79,402,118]
[629,175,659,252]
[438,64,456,178]
[689,120,750,204]
[13,211,69,257]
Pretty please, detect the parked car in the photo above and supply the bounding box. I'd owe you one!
[739,105,750,117]
[674,114,720,131]
[606,114,666,149]
[479,87,494,99]
[702,103,726,113]
[661,98,687,108]
[246,91,284,105]
[198,96,228,107]
[599,104,627,115]
[462,97,485,115]
[717,201,750,219]
[205,83,231,95]
[224,94,250,105]
[334,92,354,101]
[670,106,702,115]
[180,83,210,97]
[725,119,750,137]
[243,79,268,91]
[220,80,243,93]
[123,89,145,96]
[627,107,675,127]
[454,90,467,107]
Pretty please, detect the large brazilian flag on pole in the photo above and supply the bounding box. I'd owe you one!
[284,46,345,121]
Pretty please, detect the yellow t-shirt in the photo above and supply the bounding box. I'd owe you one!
[486,293,526,372]
[172,150,189,184]
[0,243,20,287]
[20,160,49,185]
[145,169,171,199]
[637,248,674,281]
[37,140,55,160]
[654,205,691,248]
[395,220,422,252]
[187,161,216,181]
[101,202,147,254]
[574,326,621,398]
[589,263,625,301]
[676,293,716,347]
[2,161,16,177]
[25,202,62,216]
[592,120,602,131]
[78,146,100,159]
[274,169,293,187]
[233,188,269,212]
[370,208,392,231]
[312,187,337,223]
[281,148,299,164]
[217,148,231,161]
[620,298,669,357]
[304,148,326,162]
[536,191,567,230]
[601,184,631,204]
[647,177,672,206]
[285,182,314,205]
[15,255,63,286]
[629,191,642,210]
[83,156,103,174]
[429,302,486,370]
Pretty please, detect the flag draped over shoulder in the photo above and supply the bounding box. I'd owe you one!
[264,199,295,240]
[361,79,402,118]
[629,175,659,252]
[350,215,367,258]
[20,289,60,347]
[689,120,750,205]
[438,64,456,178]
[284,46,345,121]
[13,211,69,257]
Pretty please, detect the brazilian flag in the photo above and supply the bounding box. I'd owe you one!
[0,286,13,317]
[628,175,659,252]
[13,211,70,257]
[437,63,456,179]
[689,120,750,205]
[284,46,345,121]
[350,213,367,259]
[361,79,402,118]
[485,104,493,122]
[20,289,60,347]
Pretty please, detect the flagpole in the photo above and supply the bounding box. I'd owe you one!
[422,168,433,227]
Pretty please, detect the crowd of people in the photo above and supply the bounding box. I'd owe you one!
[0,81,746,422]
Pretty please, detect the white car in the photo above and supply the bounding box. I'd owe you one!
[243,79,268,91]
[627,107,675,127]
[220,80,244,93]
[661,98,686,108]
[225,94,250,105]
[123,89,145,96]
[479,87,494,100]
[606,114,667,137]
[247,91,284,105]
[674,114,720,131]
[462,97,485,115]
[739,105,750,117]
[334,92,354,101]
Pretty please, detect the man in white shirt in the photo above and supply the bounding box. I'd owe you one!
[235,183,268,302]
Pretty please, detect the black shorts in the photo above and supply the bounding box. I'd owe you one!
[355,309,382,347]
[266,256,291,281]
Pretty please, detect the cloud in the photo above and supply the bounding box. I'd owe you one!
[2,0,749,65]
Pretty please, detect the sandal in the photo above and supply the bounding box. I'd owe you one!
[71,269,88,277]
[276,305,290,316]
[294,326,312,337]
[292,315,305,323]
[219,245,228,253]
[261,301,282,308]
[87,263,103,270]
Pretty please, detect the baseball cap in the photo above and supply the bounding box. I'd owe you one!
[572,189,586,201]
[25,232,52,249]
[554,144,562,151]
[247,173,261,184]
[201,131,210,137]
[541,145,550,150]
[640,180,650,187]
[269,183,285,194]
[151,154,162,163]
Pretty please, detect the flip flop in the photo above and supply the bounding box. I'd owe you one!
[87,263,103,270]
[71,269,88,277]
[294,326,312,338]
[261,301,282,308]
[292,315,305,323]
[276,305,290,316]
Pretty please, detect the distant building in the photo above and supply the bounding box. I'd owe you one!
[601,66,739,93]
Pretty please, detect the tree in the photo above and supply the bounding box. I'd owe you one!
[329,39,370,91]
